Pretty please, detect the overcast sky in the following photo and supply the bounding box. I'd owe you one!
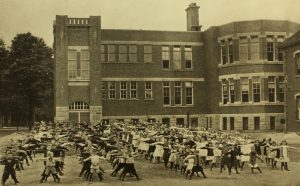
[1,0,300,47]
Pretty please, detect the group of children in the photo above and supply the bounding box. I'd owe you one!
[0,120,296,185]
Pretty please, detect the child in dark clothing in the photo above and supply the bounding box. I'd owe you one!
[0,153,20,186]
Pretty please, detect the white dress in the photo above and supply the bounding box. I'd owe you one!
[153,145,164,157]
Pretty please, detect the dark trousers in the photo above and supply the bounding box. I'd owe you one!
[2,170,18,184]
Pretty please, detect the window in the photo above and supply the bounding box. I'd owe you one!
[173,46,181,70]
[184,46,192,69]
[228,40,233,63]
[108,82,116,99]
[230,117,234,130]
[222,117,227,130]
[270,116,275,130]
[242,117,248,130]
[108,45,116,62]
[250,36,259,61]
[69,101,89,110]
[239,37,248,62]
[252,77,260,102]
[297,96,300,120]
[119,45,128,62]
[174,81,182,105]
[120,81,127,99]
[268,76,275,102]
[191,118,198,128]
[163,82,170,105]
[162,118,170,127]
[221,41,227,64]
[130,81,137,99]
[144,45,152,63]
[229,79,235,103]
[296,54,300,75]
[100,45,105,62]
[68,50,89,80]
[241,78,249,102]
[81,50,89,79]
[162,46,170,69]
[222,80,228,104]
[101,82,106,99]
[145,82,153,99]
[176,118,184,128]
[267,36,274,61]
[254,117,260,130]
[278,77,285,102]
[185,82,193,105]
[129,45,137,62]
[277,36,284,61]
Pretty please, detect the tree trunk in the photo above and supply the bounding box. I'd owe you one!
[28,99,34,130]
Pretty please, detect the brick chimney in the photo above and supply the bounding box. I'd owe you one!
[186,3,201,31]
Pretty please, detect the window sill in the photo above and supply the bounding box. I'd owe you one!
[163,105,194,107]
[218,60,284,67]
[219,102,284,106]
[144,99,155,101]
[102,62,139,64]
[104,99,140,101]
[68,79,90,82]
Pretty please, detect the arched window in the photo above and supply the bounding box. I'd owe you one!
[69,101,89,110]
[293,51,300,75]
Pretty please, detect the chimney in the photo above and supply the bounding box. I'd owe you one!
[186,3,201,31]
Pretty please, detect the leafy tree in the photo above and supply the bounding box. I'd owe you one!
[0,39,10,126]
[8,33,53,129]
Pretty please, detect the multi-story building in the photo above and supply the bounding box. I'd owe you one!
[53,3,300,131]
[280,32,300,131]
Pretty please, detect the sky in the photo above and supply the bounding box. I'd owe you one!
[1,0,300,47]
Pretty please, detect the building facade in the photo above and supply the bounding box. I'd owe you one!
[54,3,300,131]
[280,32,300,131]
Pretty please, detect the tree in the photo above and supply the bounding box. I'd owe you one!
[8,33,53,129]
[0,39,10,126]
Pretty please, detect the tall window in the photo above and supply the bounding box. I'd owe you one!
[80,50,89,79]
[270,116,275,130]
[228,40,233,63]
[68,50,89,80]
[242,117,248,130]
[278,77,285,102]
[129,45,137,62]
[174,81,182,105]
[101,82,106,99]
[250,36,259,61]
[229,79,235,103]
[145,82,153,99]
[185,82,193,105]
[277,36,284,61]
[130,81,137,99]
[268,76,276,102]
[184,46,192,69]
[267,36,274,61]
[119,45,128,62]
[252,77,260,102]
[108,82,116,99]
[241,78,249,102]
[221,41,227,64]
[144,45,152,63]
[68,50,77,79]
[230,117,234,130]
[120,81,127,99]
[108,45,116,62]
[163,82,170,105]
[296,54,300,75]
[162,46,170,69]
[222,80,228,104]
[254,117,260,130]
[222,117,227,130]
[173,46,181,70]
[239,37,248,62]
[162,118,170,127]
[100,45,105,62]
